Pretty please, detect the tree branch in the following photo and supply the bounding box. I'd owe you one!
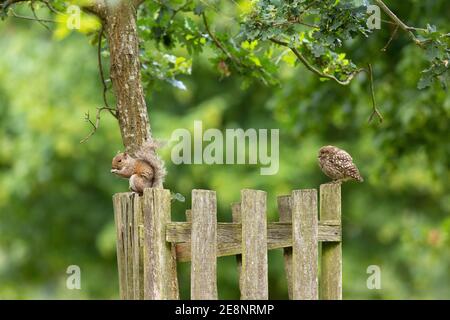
[81,0,107,19]
[2,0,107,18]
[30,0,51,30]
[102,0,151,152]
[42,0,60,14]
[9,8,56,24]
[270,37,364,86]
[202,12,241,68]
[374,0,428,47]
[270,18,319,29]
[1,0,22,11]
[270,38,383,122]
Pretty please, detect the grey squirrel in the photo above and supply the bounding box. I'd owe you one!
[111,140,166,193]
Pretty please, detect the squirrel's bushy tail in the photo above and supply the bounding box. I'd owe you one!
[135,139,167,188]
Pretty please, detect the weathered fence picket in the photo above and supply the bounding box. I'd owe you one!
[112,184,343,300]
[292,189,318,300]
[277,195,293,299]
[142,188,178,299]
[132,194,143,299]
[319,184,342,300]
[191,190,218,300]
[112,193,134,299]
[231,202,243,293]
[241,189,268,300]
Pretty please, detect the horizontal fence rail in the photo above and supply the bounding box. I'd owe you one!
[167,221,340,262]
[112,184,342,300]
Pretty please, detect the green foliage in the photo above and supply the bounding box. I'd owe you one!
[132,0,449,91]
[1,1,449,89]
[416,24,450,89]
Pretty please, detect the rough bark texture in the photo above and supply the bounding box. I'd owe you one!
[103,1,151,153]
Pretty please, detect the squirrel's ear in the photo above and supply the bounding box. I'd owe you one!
[123,152,128,158]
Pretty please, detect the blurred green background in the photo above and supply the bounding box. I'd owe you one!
[0,1,449,299]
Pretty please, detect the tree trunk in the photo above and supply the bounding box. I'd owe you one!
[103,1,150,154]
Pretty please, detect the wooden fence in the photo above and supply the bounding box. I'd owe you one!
[112,184,342,300]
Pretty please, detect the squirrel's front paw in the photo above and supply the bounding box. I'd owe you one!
[111,169,119,174]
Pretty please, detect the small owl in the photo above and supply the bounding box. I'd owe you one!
[318,145,363,183]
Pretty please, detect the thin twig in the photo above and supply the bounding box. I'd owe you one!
[42,0,60,14]
[271,17,319,29]
[80,110,100,144]
[366,64,383,123]
[97,26,117,118]
[169,0,191,20]
[270,37,364,85]
[381,23,399,52]
[10,8,56,23]
[271,37,383,122]
[298,0,319,19]
[80,107,113,144]
[202,12,241,67]
[374,0,425,47]
[380,18,396,26]
[81,26,117,143]
[1,0,21,11]
[3,0,60,15]
[30,0,50,31]
[374,0,411,33]
[298,21,319,29]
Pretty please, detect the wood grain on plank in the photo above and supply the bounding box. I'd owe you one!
[291,189,318,300]
[143,188,179,299]
[240,189,268,300]
[277,195,293,300]
[320,183,342,300]
[191,190,218,300]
